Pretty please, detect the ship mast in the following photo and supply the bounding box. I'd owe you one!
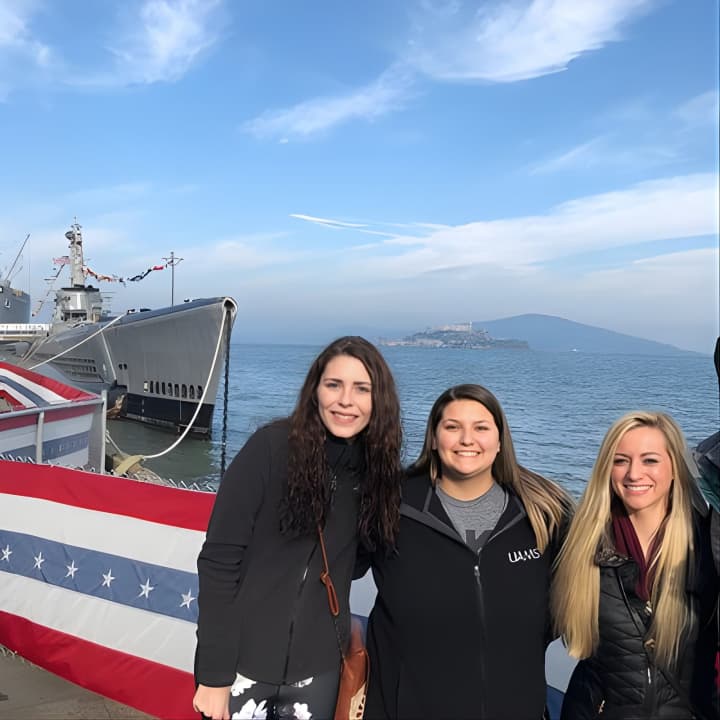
[4,233,30,282]
[64,222,86,288]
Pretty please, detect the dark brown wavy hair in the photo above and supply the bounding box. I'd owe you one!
[410,384,573,551]
[279,336,403,549]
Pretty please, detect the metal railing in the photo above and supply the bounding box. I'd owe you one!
[0,323,52,341]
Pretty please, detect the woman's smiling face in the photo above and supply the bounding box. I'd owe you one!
[611,426,674,518]
[433,399,500,487]
[316,354,373,439]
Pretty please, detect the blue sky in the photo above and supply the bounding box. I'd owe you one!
[0,0,717,353]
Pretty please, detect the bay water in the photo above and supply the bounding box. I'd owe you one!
[108,343,719,496]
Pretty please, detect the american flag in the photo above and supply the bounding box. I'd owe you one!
[0,460,215,719]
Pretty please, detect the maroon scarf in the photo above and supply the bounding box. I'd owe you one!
[611,504,662,602]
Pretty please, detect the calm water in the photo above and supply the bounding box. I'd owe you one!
[108,344,719,496]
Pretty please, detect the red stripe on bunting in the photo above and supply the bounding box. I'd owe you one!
[0,404,95,430]
[0,460,215,532]
[0,390,24,409]
[0,362,97,402]
[0,611,196,720]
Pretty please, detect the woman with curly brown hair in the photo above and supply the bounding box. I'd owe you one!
[193,336,403,720]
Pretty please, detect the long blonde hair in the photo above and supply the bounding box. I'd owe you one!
[551,411,695,669]
[409,384,573,552]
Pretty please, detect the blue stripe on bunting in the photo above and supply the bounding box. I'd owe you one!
[0,529,198,623]
[3,431,90,463]
[0,374,53,407]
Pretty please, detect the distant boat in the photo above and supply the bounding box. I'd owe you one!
[0,223,237,436]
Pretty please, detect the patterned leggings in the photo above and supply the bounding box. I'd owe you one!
[228,667,340,720]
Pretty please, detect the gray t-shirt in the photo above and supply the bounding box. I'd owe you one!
[436,481,508,553]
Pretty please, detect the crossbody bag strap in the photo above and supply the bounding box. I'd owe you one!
[318,524,340,616]
[317,525,347,665]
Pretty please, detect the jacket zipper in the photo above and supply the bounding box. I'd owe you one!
[643,664,657,715]
[615,570,656,714]
[281,542,318,683]
[473,560,487,719]
[468,508,521,718]
[464,496,526,719]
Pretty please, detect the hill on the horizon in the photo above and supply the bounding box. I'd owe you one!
[474,314,701,356]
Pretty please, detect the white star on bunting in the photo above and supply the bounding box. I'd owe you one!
[180,590,196,608]
[65,561,78,578]
[1,545,11,562]
[33,552,45,569]
[138,579,155,598]
[102,569,115,587]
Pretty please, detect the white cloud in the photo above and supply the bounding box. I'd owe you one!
[242,65,415,141]
[0,0,53,100]
[674,90,720,130]
[0,0,49,60]
[290,213,398,239]
[357,174,718,278]
[530,137,608,174]
[529,135,678,174]
[407,0,654,82]
[8,172,716,352]
[245,0,656,140]
[0,0,224,96]
[529,88,719,176]
[105,0,224,85]
[289,214,368,229]
[195,172,717,351]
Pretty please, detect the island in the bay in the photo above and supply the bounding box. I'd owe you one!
[378,322,528,350]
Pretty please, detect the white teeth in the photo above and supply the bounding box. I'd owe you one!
[456,451,479,456]
[624,485,652,492]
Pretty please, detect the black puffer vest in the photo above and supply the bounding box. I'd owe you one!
[560,512,719,720]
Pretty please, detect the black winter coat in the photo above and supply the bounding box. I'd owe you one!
[560,511,719,720]
[195,421,362,687]
[360,472,562,720]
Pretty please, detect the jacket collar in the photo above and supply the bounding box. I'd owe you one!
[399,472,526,547]
[595,544,634,568]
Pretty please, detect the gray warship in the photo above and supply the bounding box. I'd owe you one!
[0,234,31,325]
[3,223,237,436]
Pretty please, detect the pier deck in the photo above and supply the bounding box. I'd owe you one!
[0,651,156,719]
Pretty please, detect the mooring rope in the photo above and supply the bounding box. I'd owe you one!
[220,306,232,479]
[130,307,228,461]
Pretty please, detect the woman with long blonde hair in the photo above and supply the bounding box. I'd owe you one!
[552,411,719,720]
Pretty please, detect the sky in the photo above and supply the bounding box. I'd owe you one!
[0,0,718,353]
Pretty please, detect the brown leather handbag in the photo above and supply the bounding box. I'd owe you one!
[317,526,369,720]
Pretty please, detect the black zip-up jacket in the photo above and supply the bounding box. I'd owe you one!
[360,472,562,720]
[195,420,362,687]
[560,511,719,720]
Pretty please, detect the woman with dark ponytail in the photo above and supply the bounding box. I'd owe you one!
[193,337,403,720]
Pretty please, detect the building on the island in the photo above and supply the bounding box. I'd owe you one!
[436,322,472,332]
